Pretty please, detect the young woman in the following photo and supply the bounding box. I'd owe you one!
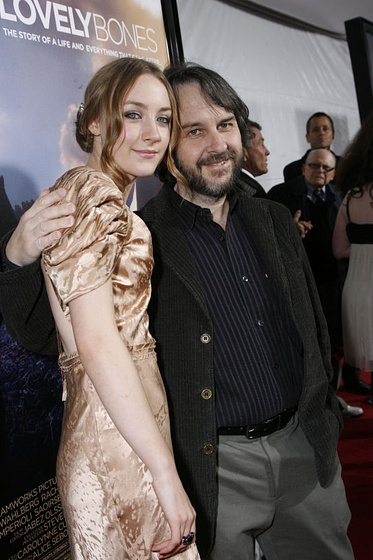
[42,58,199,559]
[333,113,373,404]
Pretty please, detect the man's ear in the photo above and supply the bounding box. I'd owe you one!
[243,147,248,164]
[301,163,307,176]
[329,168,336,183]
[88,120,101,136]
[305,132,310,144]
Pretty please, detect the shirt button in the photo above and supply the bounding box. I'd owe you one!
[203,443,214,455]
[200,333,211,343]
[201,388,213,400]
[242,276,249,282]
[257,319,265,327]
[274,362,280,369]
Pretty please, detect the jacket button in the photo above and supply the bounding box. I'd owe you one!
[201,388,212,399]
[200,333,211,343]
[203,443,214,455]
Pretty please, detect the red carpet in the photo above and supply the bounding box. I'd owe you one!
[338,371,373,560]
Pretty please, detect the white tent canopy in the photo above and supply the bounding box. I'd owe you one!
[176,0,373,190]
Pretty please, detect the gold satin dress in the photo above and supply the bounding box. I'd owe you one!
[43,167,199,560]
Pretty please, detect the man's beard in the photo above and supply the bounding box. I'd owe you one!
[175,150,243,199]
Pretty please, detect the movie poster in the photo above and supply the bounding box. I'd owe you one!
[0,1,172,558]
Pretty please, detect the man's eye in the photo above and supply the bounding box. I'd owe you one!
[219,123,231,130]
[124,112,141,120]
[188,129,201,137]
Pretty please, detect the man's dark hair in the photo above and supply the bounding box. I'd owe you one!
[242,120,262,149]
[164,62,251,147]
[248,120,262,131]
[306,112,335,134]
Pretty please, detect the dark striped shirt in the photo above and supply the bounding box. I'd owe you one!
[169,186,303,427]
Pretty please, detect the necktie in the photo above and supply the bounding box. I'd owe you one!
[313,189,324,204]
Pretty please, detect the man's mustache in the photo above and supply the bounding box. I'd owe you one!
[197,150,237,167]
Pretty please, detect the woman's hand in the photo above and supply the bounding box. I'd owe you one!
[152,470,196,558]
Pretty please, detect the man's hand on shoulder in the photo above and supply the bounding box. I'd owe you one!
[6,188,75,266]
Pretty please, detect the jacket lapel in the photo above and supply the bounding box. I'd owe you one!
[141,186,210,318]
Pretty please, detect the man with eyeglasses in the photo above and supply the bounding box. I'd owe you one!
[268,148,369,400]
[268,148,338,222]
[283,112,340,182]
[269,148,340,277]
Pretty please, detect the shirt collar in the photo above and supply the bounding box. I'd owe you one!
[306,181,326,202]
[167,183,239,234]
[241,168,255,180]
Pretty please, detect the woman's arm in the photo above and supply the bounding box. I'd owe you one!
[332,200,351,259]
[68,280,196,558]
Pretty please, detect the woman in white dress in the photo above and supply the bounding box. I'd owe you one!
[333,113,373,403]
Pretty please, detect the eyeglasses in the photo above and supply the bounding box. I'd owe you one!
[306,163,335,172]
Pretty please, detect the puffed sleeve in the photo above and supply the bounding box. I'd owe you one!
[43,168,130,311]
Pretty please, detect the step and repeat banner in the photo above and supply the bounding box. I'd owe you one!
[0,1,176,558]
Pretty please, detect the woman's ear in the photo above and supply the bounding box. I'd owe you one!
[88,120,101,136]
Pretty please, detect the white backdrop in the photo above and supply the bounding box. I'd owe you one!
[176,0,362,191]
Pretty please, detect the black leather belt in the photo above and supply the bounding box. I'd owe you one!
[218,407,297,440]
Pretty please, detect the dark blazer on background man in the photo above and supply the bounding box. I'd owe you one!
[267,175,343,285]
[268,175,342,230]
[239,170,267,198]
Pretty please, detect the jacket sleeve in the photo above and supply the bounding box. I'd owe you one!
[0,231,58,356]
[287,213,333,367]
[283,210,341,423]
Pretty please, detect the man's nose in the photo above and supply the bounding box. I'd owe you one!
[206,130,228,152]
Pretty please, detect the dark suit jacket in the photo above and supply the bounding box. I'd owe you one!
[0,183,342,558]
[240,170,267,198]
[139,183,341,556]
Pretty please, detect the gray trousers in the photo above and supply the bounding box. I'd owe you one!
[208,414,354,560]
